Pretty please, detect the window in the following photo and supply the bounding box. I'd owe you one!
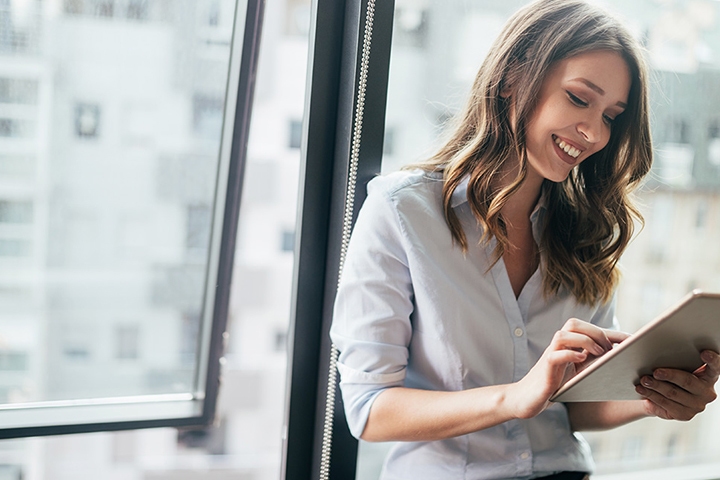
[709,120,720,167]
[3,1,718,479]
[281,1,720,479]
[0,118,34,138]
[126,0,148,20]
[0,201,33,224]
[192,95,224,140]
[0,78,38,105]
[186,205,212,251]
[0,239,31,257]
[74,103,100,138]
[0,0,262,441]
[288,119,302,149]
[281,229,294,252]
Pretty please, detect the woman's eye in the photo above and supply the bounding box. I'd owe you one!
[603,114,616,126]
[567,91,588,107]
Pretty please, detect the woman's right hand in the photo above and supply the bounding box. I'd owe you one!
[507,319,629,419]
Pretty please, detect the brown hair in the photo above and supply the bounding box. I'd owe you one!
[416,0,653,305]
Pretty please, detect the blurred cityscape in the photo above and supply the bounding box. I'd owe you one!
[0,0,309,478]
[0,0,718,479]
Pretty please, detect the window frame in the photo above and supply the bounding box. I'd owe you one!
[281,0,395,478]
[0,0,265,439]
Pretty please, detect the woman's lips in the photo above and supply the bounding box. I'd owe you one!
[552,135,582,165]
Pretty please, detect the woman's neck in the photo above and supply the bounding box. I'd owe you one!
[498,162,545,225]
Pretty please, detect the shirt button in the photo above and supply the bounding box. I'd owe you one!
[514,327,524,337]
[520,451,530,460]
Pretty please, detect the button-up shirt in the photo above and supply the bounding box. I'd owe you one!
[330,169,617,479]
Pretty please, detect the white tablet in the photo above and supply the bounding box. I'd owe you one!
[551,290,720,403]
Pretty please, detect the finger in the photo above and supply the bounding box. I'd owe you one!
[635,384,698,421]
[561,319,614,352]
[700,350,720,380]
[605,329,630,345]
[638,374,701,408]
[652,368,711,398]
[547,349,587,366]
[552,330,606,356]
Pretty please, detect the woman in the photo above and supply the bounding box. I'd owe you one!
[330,0,719,478]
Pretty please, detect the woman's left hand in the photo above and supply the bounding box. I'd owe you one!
[635,350,720,421]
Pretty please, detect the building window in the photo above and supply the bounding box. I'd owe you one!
[208,0,221,26]
[116,325,140,360]
[666,118,690,144]
[0,78,38,105]
[274,329,287,352]
[64,0,84,14]
[0,118,34,138]
[75,103,101,138]
[281,229,295,252]
[94,0,115,17]
[384,127,396,156]
[63,346,91,361]
[0,156,35,178]
[0,201,33,224]
[180,313,201,367]
[709,120,720,167]
[186,205,212,251]
[289,119,302,149]
[0,352,28,371]
[394,7,428,48]
[192,95,224,140]
[0,239,31,257]
[126,0,148,20]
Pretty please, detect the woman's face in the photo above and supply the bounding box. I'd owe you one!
[523,50,631,183]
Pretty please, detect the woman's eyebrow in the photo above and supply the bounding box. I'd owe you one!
[572,77,627,108]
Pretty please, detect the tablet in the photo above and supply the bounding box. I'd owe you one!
[551,290,720,403]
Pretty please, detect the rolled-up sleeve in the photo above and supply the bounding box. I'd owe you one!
[330,178,415,439]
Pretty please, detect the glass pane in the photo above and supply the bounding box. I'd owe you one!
[0,0,238,413]
[357,0,720,477]
[0,0,309,476]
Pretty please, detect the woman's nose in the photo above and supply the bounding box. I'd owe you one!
[576,116,605,144]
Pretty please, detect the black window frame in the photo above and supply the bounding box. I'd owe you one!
[281,0,395,478]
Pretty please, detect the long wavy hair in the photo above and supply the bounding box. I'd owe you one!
[417,0,653,305]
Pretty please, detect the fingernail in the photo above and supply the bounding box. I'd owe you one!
[654,369,667,380]
[701,351,714,363]
[593,345,605,356]
[635,385,647,395]
[641,377,653,387]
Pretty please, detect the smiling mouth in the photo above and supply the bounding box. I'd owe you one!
[553,135,581,159]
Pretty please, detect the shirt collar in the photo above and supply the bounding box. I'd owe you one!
[450,176,549,234]
[451,176,548,211]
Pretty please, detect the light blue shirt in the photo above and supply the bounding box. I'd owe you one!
[330,169,618,480]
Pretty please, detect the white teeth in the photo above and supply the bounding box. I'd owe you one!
[554,136,580,158]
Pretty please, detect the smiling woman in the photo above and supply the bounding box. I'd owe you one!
[327,0,720,479]
[341,0,720,477]
[524,50,631,182]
